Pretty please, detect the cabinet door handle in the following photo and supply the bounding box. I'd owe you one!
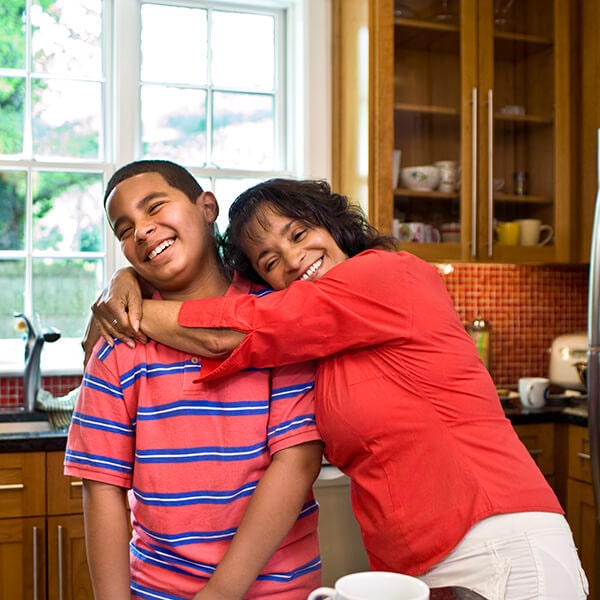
[528,448,543,456]
[58,524,64,600]
[70,480,83,488]
[487,88,494,258]
[577,452,591,461]
[471,87,478,258]
[32,525,39,600]
[0,483,25,491]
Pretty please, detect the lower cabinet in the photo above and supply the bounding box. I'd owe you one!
[0,450,92,600]
[566,425,596,598]
[513,422,556,486]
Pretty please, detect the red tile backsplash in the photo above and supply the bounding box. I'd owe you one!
[437,262,588,385]
[0,262,589,407]
[0,375,81,410]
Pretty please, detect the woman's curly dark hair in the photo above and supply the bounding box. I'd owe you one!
[222,178,397,285]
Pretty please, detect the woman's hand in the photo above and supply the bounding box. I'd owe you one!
[81,268,149,362]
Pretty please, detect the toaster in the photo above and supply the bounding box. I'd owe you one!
[548,332,588,391]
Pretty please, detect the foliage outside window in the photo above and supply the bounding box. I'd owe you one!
[0,0,293,356]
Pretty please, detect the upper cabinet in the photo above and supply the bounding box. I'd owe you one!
[333,0,575,263]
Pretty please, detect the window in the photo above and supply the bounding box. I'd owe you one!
[0,0,331,373]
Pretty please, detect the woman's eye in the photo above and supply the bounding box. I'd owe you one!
[293,229,307,242]
[264,257,278,272]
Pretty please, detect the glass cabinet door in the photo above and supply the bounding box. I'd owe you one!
[392,0,471,261]
[391,0,571,262]
[485,0,566,262]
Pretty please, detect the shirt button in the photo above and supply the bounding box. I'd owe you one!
[191,357,199,364]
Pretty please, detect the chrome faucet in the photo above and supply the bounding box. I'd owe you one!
[14,313,61,412]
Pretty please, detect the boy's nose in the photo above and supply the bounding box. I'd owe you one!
[134,222,155,243]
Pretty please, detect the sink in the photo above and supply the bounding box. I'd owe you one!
[0,420,52,434]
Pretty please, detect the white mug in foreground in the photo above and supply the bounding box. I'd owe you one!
[518,377,550,408]
[307,571,430,600]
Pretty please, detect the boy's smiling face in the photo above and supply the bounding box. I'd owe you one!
[106,171,223,300]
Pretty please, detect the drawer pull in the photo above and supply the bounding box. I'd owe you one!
[0,483,25,491]
[71,480,83,488]
[577,452,591,461]
[528,448,543,456]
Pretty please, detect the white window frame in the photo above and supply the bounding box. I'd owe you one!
[1,0,331,376]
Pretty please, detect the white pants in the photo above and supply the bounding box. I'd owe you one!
[418,512,589,600]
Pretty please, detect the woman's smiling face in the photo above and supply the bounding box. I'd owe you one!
[240,206,348,290]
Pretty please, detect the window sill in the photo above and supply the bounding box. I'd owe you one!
[0,338,84,377]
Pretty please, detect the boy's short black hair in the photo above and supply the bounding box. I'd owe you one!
[104,160,204,207]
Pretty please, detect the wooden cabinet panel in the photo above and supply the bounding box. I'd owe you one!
[0,451,92,600]
[567,478,596,597]
[0,452,45,518]
[0,516,46,600]
[46,452,83,516]
[47,515,92,600]
[513,422,555,476]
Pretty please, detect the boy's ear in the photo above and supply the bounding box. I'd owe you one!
[198,191,219,223]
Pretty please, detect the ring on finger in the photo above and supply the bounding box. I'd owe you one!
[112,318,119,328]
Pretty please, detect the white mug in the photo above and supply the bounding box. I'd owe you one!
[516,219,553,247]
[434,160,459,193]
[518,377,549,409]
[424,225,441,243]
[307,571,430,600]
[395,222,425,243]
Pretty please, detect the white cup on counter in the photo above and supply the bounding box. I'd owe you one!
[307,571,430,600]
[518,377,550,409]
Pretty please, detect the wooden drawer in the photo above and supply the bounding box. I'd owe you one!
[513,423,555,476]
[46,452,83,516]
[0,452,46,518]
[568,425,592,484]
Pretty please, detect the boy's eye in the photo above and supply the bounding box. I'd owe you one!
[148,201,164,214]
[117,226,132,241]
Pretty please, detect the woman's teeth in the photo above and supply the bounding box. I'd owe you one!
[147,239,174,261]
[300,258,323,280]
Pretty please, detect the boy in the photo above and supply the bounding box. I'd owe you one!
[65,161,323,600]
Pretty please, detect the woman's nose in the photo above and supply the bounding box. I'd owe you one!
[283,248,304,272]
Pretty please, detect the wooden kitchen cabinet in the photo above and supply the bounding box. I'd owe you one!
[566,425,596,598]
[513,422,555,485]
[46,452,92,600]
[0,451,92,600]
[333,0,575,263]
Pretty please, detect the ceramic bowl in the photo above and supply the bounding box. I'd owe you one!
[400,165,441,192]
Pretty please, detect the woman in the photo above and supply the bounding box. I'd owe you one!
[89,178,588,599]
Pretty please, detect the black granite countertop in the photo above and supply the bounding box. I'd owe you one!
[0,398,589,453]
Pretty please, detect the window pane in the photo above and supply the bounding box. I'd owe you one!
[0,170,26,251]
[0,260,26,336]
[212,11,274,90]
[213,177,261,235]
[32,79,102,159]
[32,0,102,77]
[32,258,103,338]
[141,4,207,85]
[212,92,275,169]
[141,86,207,163]
[32,171,104,253]
[0,77,25,155]
[0,1,26,69]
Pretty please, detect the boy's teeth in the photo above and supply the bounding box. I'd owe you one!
[301,258,322,280]
[147,239,174,261]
